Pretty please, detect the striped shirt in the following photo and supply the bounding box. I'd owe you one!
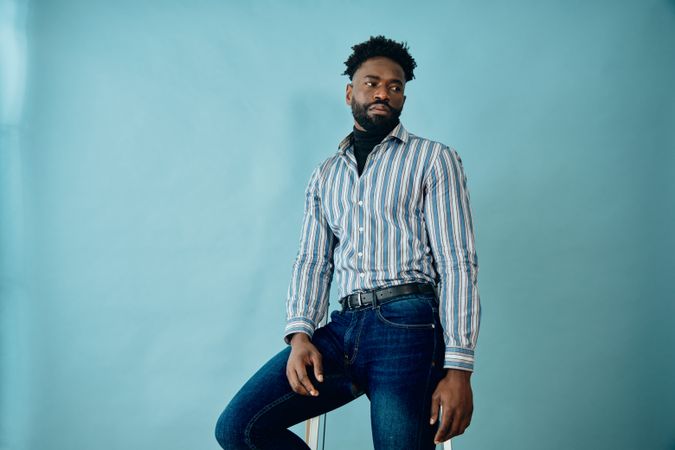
[284,122,481,371]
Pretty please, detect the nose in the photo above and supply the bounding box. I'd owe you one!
[373,85,389,102]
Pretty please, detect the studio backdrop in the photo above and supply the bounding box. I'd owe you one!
[1,0,674,449]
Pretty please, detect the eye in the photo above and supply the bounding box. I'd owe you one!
[391,86,402,92]
[365,81,375,87]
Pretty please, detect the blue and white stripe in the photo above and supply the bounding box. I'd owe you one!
[284,122,481,371]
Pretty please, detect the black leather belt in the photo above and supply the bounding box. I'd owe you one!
[338,282,437,310]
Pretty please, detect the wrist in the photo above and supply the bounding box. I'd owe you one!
[290,332,311,346]
[444,368,472,381]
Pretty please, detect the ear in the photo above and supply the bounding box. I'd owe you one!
[345,83,353,105]
[403,94,407,105]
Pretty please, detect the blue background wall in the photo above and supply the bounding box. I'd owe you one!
[1,0,674,449]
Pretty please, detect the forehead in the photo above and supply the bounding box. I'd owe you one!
[354,56,405,82]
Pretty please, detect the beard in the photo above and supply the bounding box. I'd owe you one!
[351,99,402,133]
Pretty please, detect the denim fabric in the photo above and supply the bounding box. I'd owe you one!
[215,292,446,449]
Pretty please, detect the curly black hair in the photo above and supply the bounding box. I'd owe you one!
[342,35,417,82]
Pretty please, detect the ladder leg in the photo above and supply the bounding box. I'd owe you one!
[305,414,324,450]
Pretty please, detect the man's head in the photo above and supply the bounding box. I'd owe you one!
[343,35,417,133]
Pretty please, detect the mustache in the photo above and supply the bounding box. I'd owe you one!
[369,101,392,110]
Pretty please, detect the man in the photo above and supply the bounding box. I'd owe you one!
[215,35,481,450]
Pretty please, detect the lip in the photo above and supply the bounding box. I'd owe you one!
[369,104,390,113]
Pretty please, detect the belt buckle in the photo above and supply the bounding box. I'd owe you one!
[356,291,364,308]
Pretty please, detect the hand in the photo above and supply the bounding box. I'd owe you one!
[285,333,324,397]
[429,369,473,444]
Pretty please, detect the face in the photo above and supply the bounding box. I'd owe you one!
[346,56,407,133]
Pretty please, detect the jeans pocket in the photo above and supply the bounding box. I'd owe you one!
[375,295,437,329]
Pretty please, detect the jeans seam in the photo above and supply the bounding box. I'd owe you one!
[348,310,367,364]
[374,300,436,329]
[417,323,439,449]
[244,391,297,449]
[342,310,356,355]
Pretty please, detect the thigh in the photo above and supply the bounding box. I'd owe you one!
[215,322,362,448]
[362,295,446,450]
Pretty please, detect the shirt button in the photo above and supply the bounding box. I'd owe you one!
[358,200,363,206]
[359,227,364,232]
[359,272,365,277]
[358,252,363,257]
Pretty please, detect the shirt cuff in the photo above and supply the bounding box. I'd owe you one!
[444,347,475,371]
[283,317,317,344]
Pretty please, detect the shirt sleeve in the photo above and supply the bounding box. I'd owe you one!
[423,146,482,371]
[283,163,337,344]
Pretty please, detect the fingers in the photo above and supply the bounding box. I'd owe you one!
[457,407,472,436]
[287,363,317,396]
[451,399,473,438]
[429,393,441,425]
[286,349,323,396]
[448,412,462,439]
[433,404,473,444]
[311,352,324,383]
[296,366,319,396]
[433,405,453,445]
[286,365,308,396]
[459,416,471,436]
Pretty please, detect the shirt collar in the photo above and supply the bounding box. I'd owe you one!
[337,121,410,155]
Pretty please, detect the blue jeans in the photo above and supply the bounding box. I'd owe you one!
[215,291,446,449]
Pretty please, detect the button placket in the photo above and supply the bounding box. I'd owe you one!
[356,171,365,285]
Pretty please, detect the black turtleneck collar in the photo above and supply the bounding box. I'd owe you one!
[352,119,399,147]
[351,120,399,176]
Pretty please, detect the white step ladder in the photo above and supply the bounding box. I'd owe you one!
[304,412,452,449]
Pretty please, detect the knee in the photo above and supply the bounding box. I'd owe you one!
[214,404,248,450]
